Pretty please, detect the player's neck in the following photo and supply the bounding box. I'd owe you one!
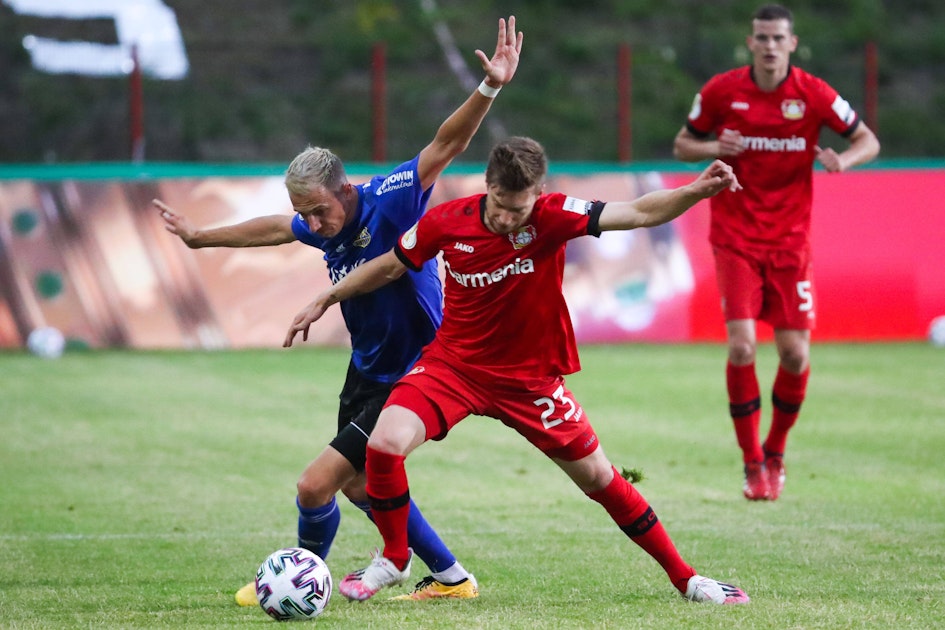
[340,185,359,226]
[751,64,790,93]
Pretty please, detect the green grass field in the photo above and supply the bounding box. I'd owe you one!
[1,343,943,628]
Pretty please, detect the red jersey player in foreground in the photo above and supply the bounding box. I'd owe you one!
[673,4,879,501]
[285,136,750,605]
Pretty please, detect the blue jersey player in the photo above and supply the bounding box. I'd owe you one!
[288,156,444,386]
[154,16,523,603]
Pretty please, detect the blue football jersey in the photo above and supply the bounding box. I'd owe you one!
[291,156,442,383]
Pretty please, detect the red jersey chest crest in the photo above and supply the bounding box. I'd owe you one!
[781,99,807,120]
[508,225,537,250]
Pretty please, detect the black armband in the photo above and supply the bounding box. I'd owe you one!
[686,122,711,139]
[841,118,861,138]
[586,200,606,237]
[394,244,422,271]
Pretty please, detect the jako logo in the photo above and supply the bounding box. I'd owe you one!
[445,258,535,288]
[453,242,474,253]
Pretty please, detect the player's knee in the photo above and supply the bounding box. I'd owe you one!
[728,339,756,364]
[558,448,613,493]
[366,434,414,461]
[779,346,809,373]
[585,462,617,493]
[296,473,337,508]
[366,412,422,455]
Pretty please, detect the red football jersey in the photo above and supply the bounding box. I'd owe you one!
[395,192,597,379]
[686,65,859,250]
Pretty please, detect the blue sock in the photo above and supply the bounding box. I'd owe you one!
[296,496,341,559]
[352,497,457,573]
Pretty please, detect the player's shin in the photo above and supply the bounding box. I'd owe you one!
[727,362,764,463]
[587,467,695,593]
[296,495,342,559]
[365,445,412,570]
[764,365,809,454]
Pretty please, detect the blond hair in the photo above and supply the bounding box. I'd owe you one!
[284,146,348,196]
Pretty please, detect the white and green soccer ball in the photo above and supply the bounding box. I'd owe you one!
[27,326,65,359]
[255,547,332,621]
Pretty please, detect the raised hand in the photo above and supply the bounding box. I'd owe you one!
[475,16,523,88]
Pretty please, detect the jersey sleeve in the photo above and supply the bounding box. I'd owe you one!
[371,155,434,231]
[812,76,860,136]
[394,209,443,272]
[685,74,725,137]
[542,193,599,240]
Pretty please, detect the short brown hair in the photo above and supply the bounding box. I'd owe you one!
[753,4,794,27]
[485,136,548,192]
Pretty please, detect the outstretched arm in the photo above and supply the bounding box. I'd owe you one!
[153,199,296,248]
[596,160,741,232]
[284,249,408,347]
[416,16,523,190]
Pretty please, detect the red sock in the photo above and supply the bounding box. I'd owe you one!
[764,365,810,456]
[587,467,695,593]
[364,445,411,570]
[727,361,763,463]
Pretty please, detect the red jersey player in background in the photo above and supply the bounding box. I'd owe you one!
[672,4,879,501]
[285,136,750,605]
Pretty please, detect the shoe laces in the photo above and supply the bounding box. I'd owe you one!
[368,548,386,566]
[343,550,382,583]
[409,576,436,592]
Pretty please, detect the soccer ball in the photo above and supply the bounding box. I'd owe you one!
[929,315,945,348]
[255,547,332,621]
[27,326,65,359]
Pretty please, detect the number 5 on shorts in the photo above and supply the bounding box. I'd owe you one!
[796,280,813,312]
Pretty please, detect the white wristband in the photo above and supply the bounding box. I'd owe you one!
[477,80,501,98]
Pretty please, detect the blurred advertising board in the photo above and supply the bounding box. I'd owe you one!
[1,166,942,350]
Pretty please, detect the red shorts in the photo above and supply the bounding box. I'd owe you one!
[384,351,599,462]
[713,244,816,330]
